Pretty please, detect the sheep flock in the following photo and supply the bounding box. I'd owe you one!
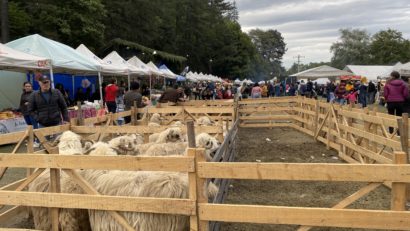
[27,119,222,231]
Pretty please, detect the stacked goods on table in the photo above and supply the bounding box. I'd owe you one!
[0,110,21,120]
[68,102,105,119]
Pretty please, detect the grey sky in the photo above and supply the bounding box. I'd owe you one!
[233,0,410,69]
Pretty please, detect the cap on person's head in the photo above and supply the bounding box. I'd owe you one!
[130,81,140,90]
[38,75,50,83]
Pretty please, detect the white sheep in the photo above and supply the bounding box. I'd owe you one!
[108,134,143,155]
[196,116,213,126]
[142,133,221,161]
[148,127,183,143]
[148,113,162,126]
[29,130,95,231]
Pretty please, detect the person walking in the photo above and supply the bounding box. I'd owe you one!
[124,82,144,123]
[358,77,368,108]
[367,81,377,104]
[19,82,39,147]
[28,76,69,128]
[105,78,118,113]
[384,71,408,132]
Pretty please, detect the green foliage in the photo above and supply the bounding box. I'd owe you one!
[330,28,371,69]
[370,29,410,65]
[8,2,31,39]
[5,0,284,79]
[248,29,286,80]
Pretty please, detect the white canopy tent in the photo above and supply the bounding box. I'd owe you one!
[158,64,177,79]
[396,62,410,76]
[127,56,161,96]
[344,65,392,81]
[7,34,99,87]
[103,51,146,89]
[291,65,352,79]
[312,78,330,85]
[76,44,130,102]
[0,43,50,71]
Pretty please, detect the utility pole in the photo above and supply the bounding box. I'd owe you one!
[293,54,305,73]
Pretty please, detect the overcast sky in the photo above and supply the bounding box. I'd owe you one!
[233,0,410,69]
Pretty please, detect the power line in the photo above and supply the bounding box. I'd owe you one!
[293,54,305,73]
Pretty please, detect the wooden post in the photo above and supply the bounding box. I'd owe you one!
[27,126,34,176]
[77,101,84,126]
[314,100,319,136]
[187,121,200,230]
[400,113,409,159]
[49,152,61,231]
[131,101,137,125]
[391,151,407,211]
[195,148,208,231]
[187,121,196,148]
[326,106,331,150]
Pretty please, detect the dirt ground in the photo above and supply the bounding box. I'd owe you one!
[0,127,393,230]
[220,127,391,231]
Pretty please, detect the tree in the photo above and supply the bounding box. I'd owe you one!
[330,28,371,69]
[248,29,286,80]
[370,28,410,65]
[8,2,31,40]
[1,0,9,42]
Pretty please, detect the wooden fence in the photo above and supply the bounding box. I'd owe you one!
[1,97,410,230]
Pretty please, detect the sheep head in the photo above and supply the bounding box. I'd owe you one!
[149,113,162,125]
[108,134,139,155]
[165,127,183,143]
[196,133,221,160]
[84,142,118,156]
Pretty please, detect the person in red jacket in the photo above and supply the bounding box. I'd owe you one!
[105,78,119,113]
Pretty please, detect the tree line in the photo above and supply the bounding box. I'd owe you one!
[1,0,287,80]
[288,28,410,75]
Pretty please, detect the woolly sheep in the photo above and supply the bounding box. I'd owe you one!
[108,134,143,155]
[196,116,213,126]
[148,113,162,126]
[142,133,221,161]
[148,127,183,143]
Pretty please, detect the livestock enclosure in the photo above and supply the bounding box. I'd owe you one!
[1,97,410,230]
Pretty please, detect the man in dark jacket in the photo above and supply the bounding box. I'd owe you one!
[28,76,69,128]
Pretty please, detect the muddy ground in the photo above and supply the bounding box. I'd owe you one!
[220,127,391,231]
[0,127,393,230]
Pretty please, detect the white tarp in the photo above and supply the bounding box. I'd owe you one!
[146,61,164,76]
[158,64,177,79]
[313,78,330,85]
[397,62,410,76]
[103,51,145,75]
[291,65,352,79]
[344,65,392,81]
[76,44,127,75]
[127,56,155,76]
[0,43,50,71]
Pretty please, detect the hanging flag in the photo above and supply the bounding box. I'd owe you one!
[180,66,189,76]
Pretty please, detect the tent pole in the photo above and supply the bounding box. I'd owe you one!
[49,66,55,89]
[128,72,131,90]
[98,72,103,104]
[72,75,75,99]
[149,74,152,98]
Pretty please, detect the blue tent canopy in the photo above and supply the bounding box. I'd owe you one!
[176,75,186,81]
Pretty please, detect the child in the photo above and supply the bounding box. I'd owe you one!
[344,90,358,105]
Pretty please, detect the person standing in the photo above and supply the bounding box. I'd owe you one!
[384,71,408,132]
[367,81,377,104]
[124,82,144,124]
[28,76,69,128]
[105,78,118,113]
[20,82,40,147]
[358,77,368,108]
[251,83,262,98]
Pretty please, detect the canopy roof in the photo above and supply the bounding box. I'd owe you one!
[0,43,50,71]
[158,64,177,79]
[6,34,99,73]
[76,44,128,75]
[103,51,145,75]
[127,56,155,76]
[291,65,352,79]
[396,62,410,76]
[146,62,164,77]
[344,65,392,81]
